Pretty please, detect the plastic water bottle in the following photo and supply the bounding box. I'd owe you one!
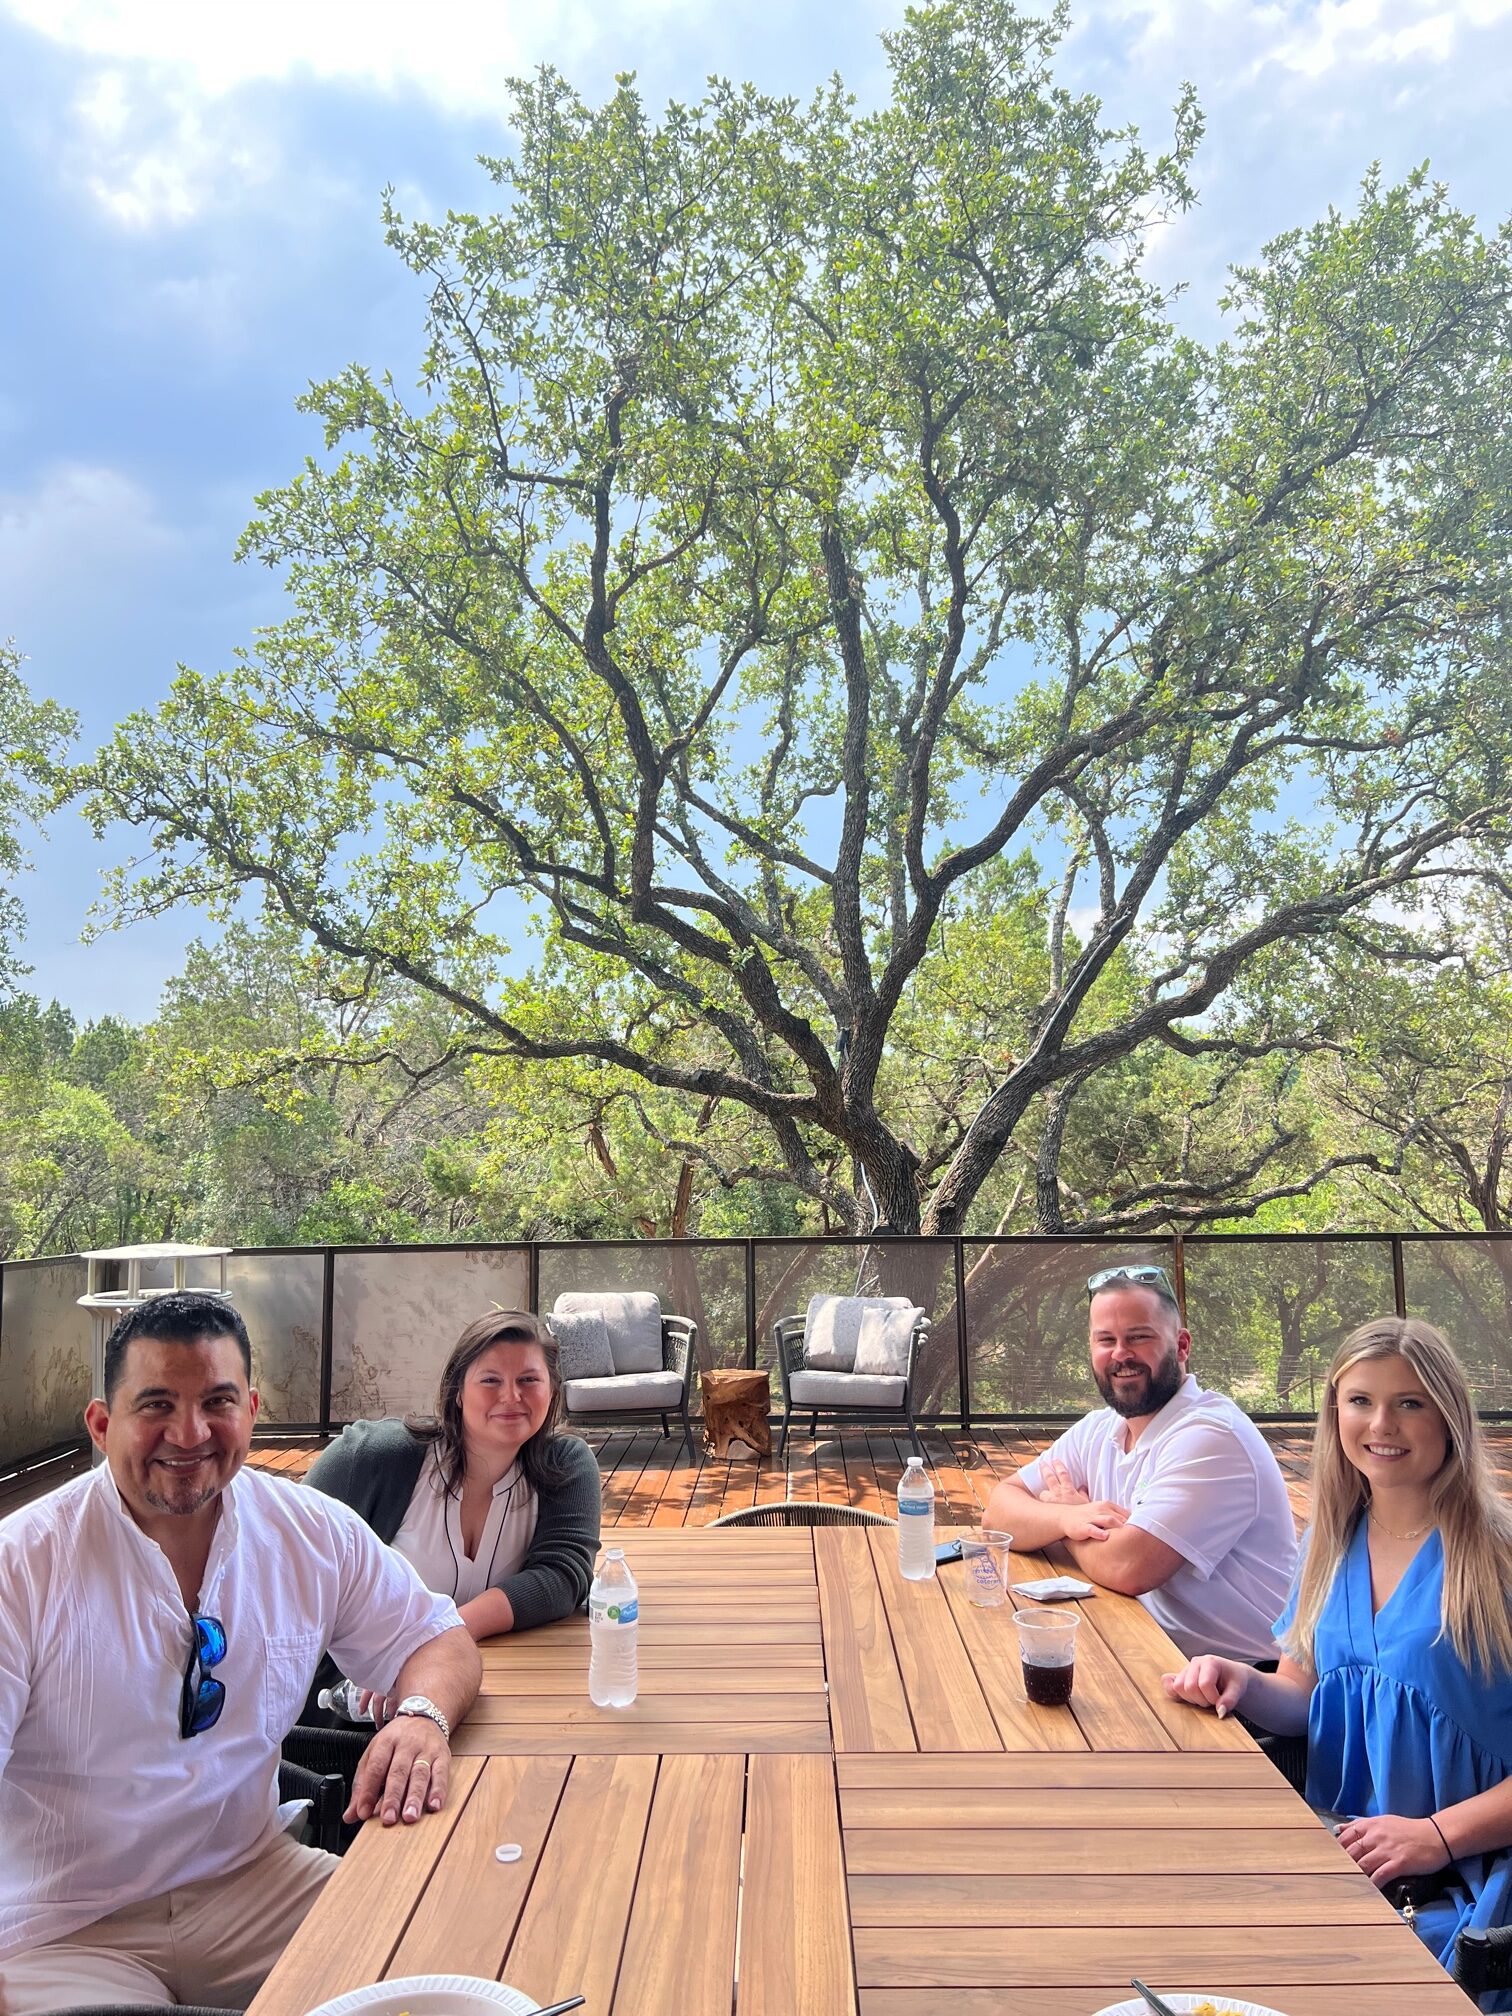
[898,1456,936,1579]
[317,1676,377,1723]
[589,1548,639,1707]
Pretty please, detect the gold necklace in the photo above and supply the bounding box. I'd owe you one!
[1368,1506,1434,1542]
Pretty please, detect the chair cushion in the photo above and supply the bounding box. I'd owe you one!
[853,1303,922,1377]
[564,1369,685,1413]
[552,1290,663,1373]
[803,1292,915,1371]
[547,1306,615,1382]
[788,1368,908,1409]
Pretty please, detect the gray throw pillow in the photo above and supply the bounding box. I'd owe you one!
[804,1292,916,1371]
[553,1289,663,1373]
[548,1306,614,1382]
[852,1303,922,1377]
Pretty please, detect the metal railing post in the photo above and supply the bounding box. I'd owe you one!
[745,1239,757,1370]
[953,1237,971,1432]
[1391,1235,1407,1318]
[318,1248,335,1436]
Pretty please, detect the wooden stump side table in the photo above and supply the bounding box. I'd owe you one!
[700,1367,773,1457]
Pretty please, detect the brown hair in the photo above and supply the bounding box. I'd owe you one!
[1283,1315,1512,1677]
[407,1309,574,1496]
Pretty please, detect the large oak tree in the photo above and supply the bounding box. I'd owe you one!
[79,0,1512,1235]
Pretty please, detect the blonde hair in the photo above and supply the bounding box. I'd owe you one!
[1284,1317,1512,1677]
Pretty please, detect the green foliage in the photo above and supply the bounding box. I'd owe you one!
[66,1,1512,1238]
[0,643,77,993]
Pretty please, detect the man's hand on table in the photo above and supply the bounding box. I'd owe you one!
[345,1713,452,1826]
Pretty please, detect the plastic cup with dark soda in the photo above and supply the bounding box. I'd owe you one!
[1013,1606,1079,1707]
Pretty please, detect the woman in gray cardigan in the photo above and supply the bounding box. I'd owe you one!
[307,1309,601,1680]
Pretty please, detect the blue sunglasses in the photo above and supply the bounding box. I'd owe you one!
[180,1613,227,1739]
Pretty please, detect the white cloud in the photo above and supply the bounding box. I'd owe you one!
[0,464,181,636]
[1090,0,1512,85]
[64,65,277,228]
[3,0,711,110]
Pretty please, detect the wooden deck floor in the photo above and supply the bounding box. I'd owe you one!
[0,1422,1394,1531]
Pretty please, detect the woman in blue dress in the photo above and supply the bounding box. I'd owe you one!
[1164,1316,1512,2000]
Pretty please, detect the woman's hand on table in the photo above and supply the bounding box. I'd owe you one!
[1334,1813,1451,1886]
[1161,1654,1251,1719]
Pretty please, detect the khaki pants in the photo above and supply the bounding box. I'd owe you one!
[0,1828,337,2016]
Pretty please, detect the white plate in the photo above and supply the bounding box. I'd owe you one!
[1091,1999,1290,2016]
[306,1973,542,2016]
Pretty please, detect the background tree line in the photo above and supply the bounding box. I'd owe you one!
[4,901,1512,1262]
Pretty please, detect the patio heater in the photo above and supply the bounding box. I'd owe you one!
[77,1242,234,1466]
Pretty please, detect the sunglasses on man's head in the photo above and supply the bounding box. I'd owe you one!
[1086,1264,1177,1304]
[180,1613,227,1739]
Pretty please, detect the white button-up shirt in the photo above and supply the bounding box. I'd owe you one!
[0,1462,463,1960]
[1017,1374,1299,1662]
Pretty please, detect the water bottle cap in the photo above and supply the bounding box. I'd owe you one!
[905,1456,923,1468]
[605,1546,625,1559]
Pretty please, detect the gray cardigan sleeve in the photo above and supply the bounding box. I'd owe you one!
[304,1417,429,1542]
[499,1433,603,1632]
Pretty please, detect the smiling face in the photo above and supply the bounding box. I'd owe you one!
[1333,1351,1450,1496]
[84,1332,258,1524]
[458,1339,552,1462]
[1088,1284,1191,1421]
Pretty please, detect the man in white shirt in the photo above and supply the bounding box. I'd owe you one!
[983,1264,1297,1662]
[0,1292,483,2016]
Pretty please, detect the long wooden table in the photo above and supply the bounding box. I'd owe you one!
[250,1526,1475,2016]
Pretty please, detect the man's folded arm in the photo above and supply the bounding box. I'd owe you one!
[1057,1522,1187,1597]
[982,1476,1082,1552]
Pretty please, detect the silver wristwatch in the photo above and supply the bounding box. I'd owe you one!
[393,1693,450,1741]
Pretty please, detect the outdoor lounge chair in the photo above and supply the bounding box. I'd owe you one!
[773,1293,929,1455]
[548,1290,698,1462]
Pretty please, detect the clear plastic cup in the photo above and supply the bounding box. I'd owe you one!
[961,1531,1007,1606]
[960,1527,1013,1606]
[1014,1606,1079,1707]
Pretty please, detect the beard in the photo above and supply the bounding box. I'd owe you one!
[142,1464,224,1515]
[1094,1348,1185,1419]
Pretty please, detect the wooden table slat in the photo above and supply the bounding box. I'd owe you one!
[613,1753,744,2016]
[835,1751,1285,1789]
[814,1525,916,1753]
[846,1870,1395,1926]
[386,1754,570,1977]
[499,1752,657,2015]
[858,1990,1474,2016]
[863,1529,1002,1752]
[472,1666,828,1696]
[464,1691,827,1725]
[852,1924,1452,1988]
[738,1753,856,2016]
[839,1786,1310,1829]
[452,1721,836,1756]
[842,1826,1357,1875]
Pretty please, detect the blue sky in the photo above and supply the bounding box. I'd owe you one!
[3,0,1510,1023]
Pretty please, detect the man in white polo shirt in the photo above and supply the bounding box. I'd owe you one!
[0,1292,482,2016]
[984,1264,1297,1662]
